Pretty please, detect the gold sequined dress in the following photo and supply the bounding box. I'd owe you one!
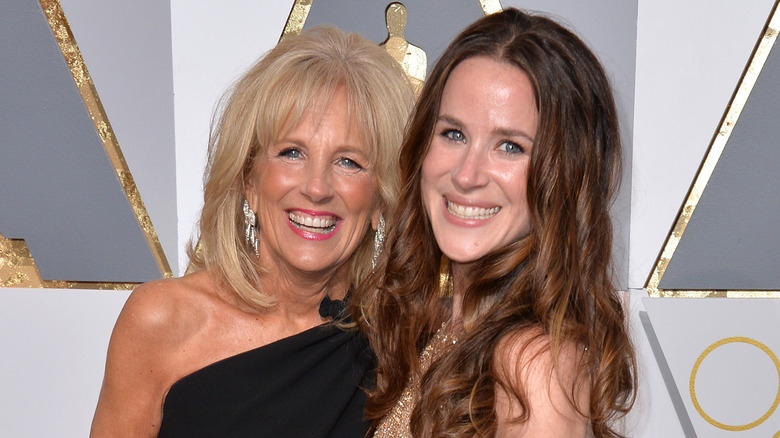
[373,323,459,438]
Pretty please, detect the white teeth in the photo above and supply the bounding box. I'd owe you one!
[288,212,337,233]
[447,200,500,219]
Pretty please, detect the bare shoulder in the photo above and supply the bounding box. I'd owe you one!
[103,270,218,385]
[90,271,215,437]
[494,327,586,383]
[117,271,213,343]
[493,327,590,438]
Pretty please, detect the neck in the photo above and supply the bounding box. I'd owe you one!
[258,263,350,321]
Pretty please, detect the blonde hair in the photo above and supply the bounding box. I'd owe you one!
[188,26,414,308]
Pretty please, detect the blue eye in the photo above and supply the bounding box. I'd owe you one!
[337,157,364,170]
[442,129,466,143]
[278,148,302,159]
[498,141,524,154]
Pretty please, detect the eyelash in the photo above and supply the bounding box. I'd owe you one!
[498,141,525,154]
[278,147,302,159]
[441,129,465,143]
[337,157,364,170]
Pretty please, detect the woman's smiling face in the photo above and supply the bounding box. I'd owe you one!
[421,56,538,265]
[245,87,377,278]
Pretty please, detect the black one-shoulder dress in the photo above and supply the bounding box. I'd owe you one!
[157,298,373,437]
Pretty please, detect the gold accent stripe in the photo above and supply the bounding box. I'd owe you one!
[646,1,780,297]
[650,290,780,299]
[479,0,503,15]
[281,0,312,40]
[38,0,172,282]
[0,233,45,288]
[42,280,137,290]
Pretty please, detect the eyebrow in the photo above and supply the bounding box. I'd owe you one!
[495,127,535,143]
[437,115,463,128]
[436,115,535,143]
[333,144,370,158]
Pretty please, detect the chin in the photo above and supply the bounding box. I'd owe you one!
[440,248,485,265]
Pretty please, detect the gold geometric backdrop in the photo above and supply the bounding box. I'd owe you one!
[647,0,780,298]
[0,0,171,289]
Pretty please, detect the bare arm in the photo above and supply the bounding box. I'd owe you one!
[90,280,185,437]
[494,329,590,438]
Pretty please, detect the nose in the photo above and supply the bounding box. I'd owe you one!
[301,161,334,202]
[452,146,489,190]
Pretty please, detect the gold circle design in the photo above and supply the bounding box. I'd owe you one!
[690,336,780,431]
[773,430,780,438]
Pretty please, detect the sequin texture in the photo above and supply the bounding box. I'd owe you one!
[373,322,459,438]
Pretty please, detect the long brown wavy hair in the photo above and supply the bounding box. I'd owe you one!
[351,8,636,437]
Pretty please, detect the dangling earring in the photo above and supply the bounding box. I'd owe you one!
[371,214,385,269]
[438,254,453,297]
[243,199,259,256]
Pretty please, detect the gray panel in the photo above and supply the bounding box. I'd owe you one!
[0,0,161,281]
[60,0,178,270]
[660,36,780,290]
[303,0,485,71]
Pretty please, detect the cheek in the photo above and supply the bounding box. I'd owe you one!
[420,164,438,212]
[257,164,295,200]
[420,146,443,195]
[497,163,531,209]
[245,162,268,204]
[339,176,375,214]
[515,183,531,216]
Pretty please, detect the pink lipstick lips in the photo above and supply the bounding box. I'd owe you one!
[287,209,341,240]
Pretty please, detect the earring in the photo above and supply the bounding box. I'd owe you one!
[438,254,453,297]
[243,200,259,256]
[371,214,385,269]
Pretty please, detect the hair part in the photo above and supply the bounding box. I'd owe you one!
[353,8,635,437]
[188,26,414,308]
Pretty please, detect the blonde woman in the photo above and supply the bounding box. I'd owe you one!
[91,26,414,437]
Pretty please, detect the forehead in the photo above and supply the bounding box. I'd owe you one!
[276,89,368,149]
[439,56,538,135]
[444,56,534,100]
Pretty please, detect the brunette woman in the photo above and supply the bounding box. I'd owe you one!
[354,8,636,438]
